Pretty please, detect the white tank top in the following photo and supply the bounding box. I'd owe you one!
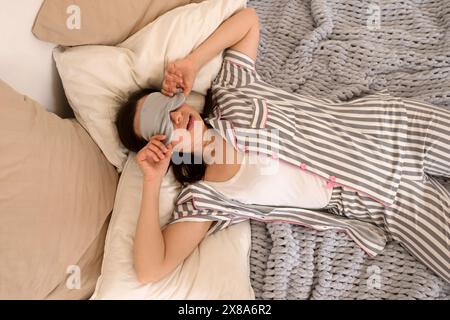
[204,152,333,209]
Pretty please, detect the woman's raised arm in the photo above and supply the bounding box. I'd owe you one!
[188,7,259,70]
[162,7,260,97]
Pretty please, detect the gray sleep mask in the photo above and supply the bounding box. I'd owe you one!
[139,90,186,145]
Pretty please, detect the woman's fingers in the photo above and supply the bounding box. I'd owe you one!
[164,72,184,85]
[153,139,175,160]
[161,88,173,97]
[150,139,169,153]
[165,64,184,84]
[136,149,147,162]
[162,80,183,97]
[162,82,175,95]
[150,134,166,141]
[139,148,158,163]
[167,63,182,78]
[146,148,160,162]
[148,144,165,160]
[168,74,184,87]
[146,147,165,163]
[149,136,172,159]
[165,62,185,94]
[138,135,170,165]
[163,76,179,88]
[164,57,197,98]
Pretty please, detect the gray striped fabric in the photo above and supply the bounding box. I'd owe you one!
[173,181,387,256]
[208,49,407,206]
[169,48,450,284]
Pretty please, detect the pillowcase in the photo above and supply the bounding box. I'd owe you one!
[54,0,247,172]
[0,80,119,299]
[46,216,111,300]
[33,0,204,46]
[90,154,254,300]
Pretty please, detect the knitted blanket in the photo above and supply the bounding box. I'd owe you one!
[247,0,450,299]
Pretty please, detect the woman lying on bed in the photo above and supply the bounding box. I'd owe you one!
[115,8,450,284]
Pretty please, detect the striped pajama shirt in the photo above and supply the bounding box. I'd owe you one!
[169,49,450,282]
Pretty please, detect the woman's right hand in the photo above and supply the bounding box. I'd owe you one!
[135,135,181,182]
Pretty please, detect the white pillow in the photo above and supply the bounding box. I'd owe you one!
[90,154,254,300]
[54,0,248,172]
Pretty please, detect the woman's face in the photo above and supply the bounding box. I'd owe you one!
[133,95,207,153]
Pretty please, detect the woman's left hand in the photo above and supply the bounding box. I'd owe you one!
[161,56,199,97]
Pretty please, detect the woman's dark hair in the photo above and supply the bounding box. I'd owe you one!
[115,87,216,186]
[115,87,160,153]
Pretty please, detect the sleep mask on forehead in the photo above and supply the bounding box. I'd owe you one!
[139,90,186,145]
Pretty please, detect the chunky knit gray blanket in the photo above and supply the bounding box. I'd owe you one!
[247,0,450,299]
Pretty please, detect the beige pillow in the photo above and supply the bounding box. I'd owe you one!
[46,215,111,300]
[32,0,204,46]
[0,80,119,299]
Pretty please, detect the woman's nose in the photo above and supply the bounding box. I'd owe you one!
[170,111,182,126]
